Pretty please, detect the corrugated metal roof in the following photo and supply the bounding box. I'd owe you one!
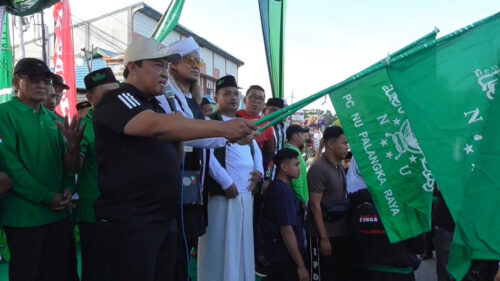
[75,58,107,90]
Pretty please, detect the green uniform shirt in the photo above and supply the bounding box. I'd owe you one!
[77,109,99,223]
[284,144,309,204]
[0,98,73,227]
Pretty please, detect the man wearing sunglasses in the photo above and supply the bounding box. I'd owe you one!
[156,37,252,281]
[93,38,257,281]
[0,58,84,281]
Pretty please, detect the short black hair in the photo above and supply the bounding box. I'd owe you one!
[273,148,299,172]
[323,126,344,142]
[246,85,265,96]
[123,60,144,79]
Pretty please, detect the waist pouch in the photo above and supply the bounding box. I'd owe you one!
[321,198,351,221]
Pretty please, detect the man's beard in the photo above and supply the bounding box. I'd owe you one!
[298,144,305,151]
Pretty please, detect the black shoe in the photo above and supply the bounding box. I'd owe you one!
[255,263,272,278]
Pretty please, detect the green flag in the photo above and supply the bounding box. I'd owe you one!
[448,90,500,280]
[151,0,185,43]
[330,67,435,243]
[258,0,286,99]
[0,10,13,104]
[387,12,500,279]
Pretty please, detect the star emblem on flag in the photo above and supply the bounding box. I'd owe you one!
[409,155,417,163]
[463,144,474,155]
[393,118,401,125]
[380,139,388,147]
[386,151,393,159]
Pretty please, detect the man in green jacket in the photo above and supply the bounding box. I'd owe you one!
[284,125,310,209]
[0,58,84,281]
[77,67,119,281]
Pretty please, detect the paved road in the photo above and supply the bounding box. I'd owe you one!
[416,257,437,281]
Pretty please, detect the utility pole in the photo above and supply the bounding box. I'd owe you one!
[40,10,47,64]
[17,16,25,59]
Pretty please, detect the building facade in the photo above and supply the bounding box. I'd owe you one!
[15,2,244,98]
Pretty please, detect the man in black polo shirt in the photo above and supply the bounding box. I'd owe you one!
[94,38,257,281]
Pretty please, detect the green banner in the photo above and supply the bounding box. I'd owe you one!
[387,12,500,279]
[0,10,13,104]
[330,67,434,243]
[151,0,185,43]
[258,0,286,99]
[2,0,59,17]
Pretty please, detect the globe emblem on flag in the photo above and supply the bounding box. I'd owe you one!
[385,119,422,160]
[474,65,499,100]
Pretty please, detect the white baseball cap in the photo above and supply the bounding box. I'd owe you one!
[124,38,181,66]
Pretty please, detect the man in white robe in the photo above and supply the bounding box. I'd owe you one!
[198,75,263,281]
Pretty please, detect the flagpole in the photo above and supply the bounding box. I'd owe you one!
[256,11,497,130]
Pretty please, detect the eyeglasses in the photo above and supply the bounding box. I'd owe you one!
[247,95,265,103]
[183,56,204,67]
[18,75,52,85]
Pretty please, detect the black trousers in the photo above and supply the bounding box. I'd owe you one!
[97,219,178,281]
[174,205,206,281]
[307,235,348,281]
[4,218,77,281]
[352,269,415,281]
[253,191,266,265]
[266,258,299,281]
[79,222,101,281]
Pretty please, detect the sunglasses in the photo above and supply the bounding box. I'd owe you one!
[18,75,52,85]
[183,56,204,67]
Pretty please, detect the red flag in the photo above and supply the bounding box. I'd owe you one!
[53,0,76,118]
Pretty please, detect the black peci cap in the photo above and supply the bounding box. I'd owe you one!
[215,75,239,93]
[84,67,118,91]
[76,101,91,110]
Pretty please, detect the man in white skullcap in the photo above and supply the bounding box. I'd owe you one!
[155,37,254,280]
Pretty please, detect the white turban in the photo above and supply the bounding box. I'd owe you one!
[167,36,200,57]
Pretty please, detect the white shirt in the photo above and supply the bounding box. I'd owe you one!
[346,156,368,193]
[209,115,264,193]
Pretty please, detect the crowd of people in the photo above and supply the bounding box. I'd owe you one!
[0,36,499,281]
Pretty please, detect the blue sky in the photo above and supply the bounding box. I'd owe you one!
[73,0,500,112]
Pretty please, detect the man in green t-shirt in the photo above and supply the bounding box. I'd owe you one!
[77,67,119,281]
[284,125,310,209]
[0,58,84,281]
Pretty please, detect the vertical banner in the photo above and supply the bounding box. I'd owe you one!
[53,0,76,118]
[0,8,13,104]
[151,0,185,43]
[258,0,286,99]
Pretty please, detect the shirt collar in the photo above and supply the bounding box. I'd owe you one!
[322,153,340,168]
[12,97,47,114]
[86,108,94,119]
